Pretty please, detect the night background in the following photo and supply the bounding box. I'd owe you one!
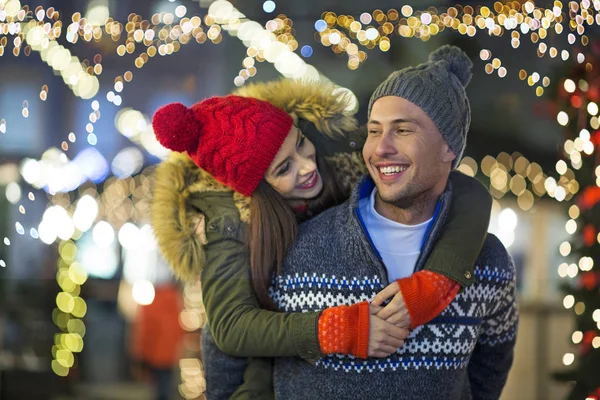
[0,0,599,399]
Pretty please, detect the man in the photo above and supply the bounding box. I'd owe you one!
[270,45,518,399]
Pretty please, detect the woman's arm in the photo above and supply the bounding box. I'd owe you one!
[202,226,406,361]
[374,171,492,328]
[421,170,492,286]
[201,232,323,362]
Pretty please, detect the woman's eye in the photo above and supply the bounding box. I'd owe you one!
[298,135,306,148]
[278,163,290,176]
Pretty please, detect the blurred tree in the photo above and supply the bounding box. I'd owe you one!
[551,41,600,400]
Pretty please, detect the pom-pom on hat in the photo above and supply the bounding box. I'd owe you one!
[368,45,473,167]
[153,95,293,196]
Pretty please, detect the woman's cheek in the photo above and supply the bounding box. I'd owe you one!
[286,175,297,196]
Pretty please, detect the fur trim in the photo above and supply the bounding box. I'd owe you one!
[234,79,358,140]
[152,152,232,281]
[233,192,251,224]
[326,152,368,197]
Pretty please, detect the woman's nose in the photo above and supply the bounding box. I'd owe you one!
[297,155,317,176]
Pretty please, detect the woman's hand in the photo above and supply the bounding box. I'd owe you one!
[372,281,411,329]
[368,304,409,358]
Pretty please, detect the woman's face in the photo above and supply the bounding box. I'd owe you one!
[265,125,323,201]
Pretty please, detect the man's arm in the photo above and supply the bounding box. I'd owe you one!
[468,251,519,400]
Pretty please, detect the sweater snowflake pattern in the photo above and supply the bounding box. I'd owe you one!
[270,177,518,400]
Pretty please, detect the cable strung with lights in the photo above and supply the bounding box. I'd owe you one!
[315,1,598,99]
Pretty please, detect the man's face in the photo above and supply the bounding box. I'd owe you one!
[363,96,456,208]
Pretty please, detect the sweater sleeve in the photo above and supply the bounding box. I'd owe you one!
[201,231,322,363]
[422,171,492,288]
[467,256,519,399]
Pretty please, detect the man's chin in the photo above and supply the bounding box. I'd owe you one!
[375,186,406,204]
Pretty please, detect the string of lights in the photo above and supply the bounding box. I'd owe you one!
[315,1,597,99]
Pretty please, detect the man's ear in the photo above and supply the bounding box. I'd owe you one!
[441,144,456,164]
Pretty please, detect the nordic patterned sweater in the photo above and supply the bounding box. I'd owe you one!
[270,177,518,400]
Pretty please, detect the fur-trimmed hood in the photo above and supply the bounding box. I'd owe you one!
[152,79,363,281]
[234,79,357,141]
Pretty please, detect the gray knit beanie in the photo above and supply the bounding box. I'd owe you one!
[368,45,472,168]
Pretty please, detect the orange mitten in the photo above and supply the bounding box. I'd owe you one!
[398,271,460,329]
[317,301,370,359]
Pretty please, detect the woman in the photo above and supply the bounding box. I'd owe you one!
[151,79,491,399]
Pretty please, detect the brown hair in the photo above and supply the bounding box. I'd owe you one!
[247,155,345,310]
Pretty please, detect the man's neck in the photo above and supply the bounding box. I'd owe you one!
[373,189,441,225]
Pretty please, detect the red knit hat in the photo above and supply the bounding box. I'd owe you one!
[152,95,293,196]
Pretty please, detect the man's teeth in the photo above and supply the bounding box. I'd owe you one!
[379,166,408,175]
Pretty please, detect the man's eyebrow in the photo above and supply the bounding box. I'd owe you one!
[368,118,420,126]
[390,118,420,126]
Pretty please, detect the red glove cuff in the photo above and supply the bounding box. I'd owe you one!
[397,271,460,329]
[318,301,370,359]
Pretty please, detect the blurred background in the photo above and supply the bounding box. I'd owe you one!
[0,0,599,399]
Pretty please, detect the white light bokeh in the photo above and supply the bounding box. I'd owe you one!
[78,232,119,279]
[92,221,115,248]
[132,280,156,305]
[57,218,75,241]
[562,353,575,366]
[499,208,518,232]
[38,220,58,245]
[557,111,569,126]
[111,147,144,178]
[563,295,575,309]
[85,0,110,26]
[118,223,140,250]
[5,182,22,204]
[73,195,99,232]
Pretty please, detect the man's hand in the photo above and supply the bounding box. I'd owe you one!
[372,281,411,328]
[368,304,409,358]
